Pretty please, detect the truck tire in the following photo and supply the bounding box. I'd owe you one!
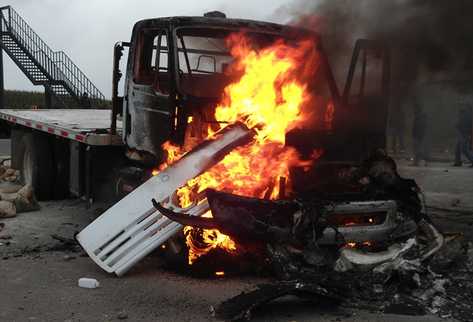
[20,132,55,200]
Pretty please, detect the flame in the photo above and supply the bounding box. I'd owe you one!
[345,241,374,249]
[158,33,324,264]
[159,141,184,171]
[183,211,237,265]
[325,101,335,131]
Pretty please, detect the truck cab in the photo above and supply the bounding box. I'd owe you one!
[117,15,390,170]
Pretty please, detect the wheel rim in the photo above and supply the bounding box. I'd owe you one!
[23,148,33,185]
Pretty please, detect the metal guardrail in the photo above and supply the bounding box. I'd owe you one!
[0,5,105,102]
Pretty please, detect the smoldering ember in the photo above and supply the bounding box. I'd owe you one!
[1,2,473,322]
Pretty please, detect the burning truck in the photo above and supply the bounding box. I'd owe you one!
[0,6,470,321]
[71,12,467,321]
[0,8,470,320]
[76,12,396,274]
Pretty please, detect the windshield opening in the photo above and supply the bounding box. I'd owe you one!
[175,27,308,98]
[175,27,334,132]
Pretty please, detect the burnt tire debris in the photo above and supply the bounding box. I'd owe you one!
[153,150,473,321]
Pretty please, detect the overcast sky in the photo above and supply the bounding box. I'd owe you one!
[1,0,293,98]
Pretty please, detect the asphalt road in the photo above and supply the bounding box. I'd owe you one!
[0,161,471,322]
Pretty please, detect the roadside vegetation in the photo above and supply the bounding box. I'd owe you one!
[4,90,45,108]
[2,90,111,109]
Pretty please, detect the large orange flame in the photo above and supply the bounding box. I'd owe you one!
[158,33,323,264]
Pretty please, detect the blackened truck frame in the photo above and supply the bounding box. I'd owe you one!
[0,15,391,204]
[116,17,343,159]
[115,18,389,166]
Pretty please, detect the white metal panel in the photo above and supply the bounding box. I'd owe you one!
[76,123,253,276]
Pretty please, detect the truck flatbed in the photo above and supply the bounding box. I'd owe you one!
[0,109,123,145]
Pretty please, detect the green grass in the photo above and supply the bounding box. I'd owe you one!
[4,90,45,108]
[2,90,112,109]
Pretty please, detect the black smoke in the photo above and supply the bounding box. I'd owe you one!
[275,0,473,81]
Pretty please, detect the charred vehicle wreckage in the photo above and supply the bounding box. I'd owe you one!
[112,138,470,322]
[73,13,473,322]
[154,150,473,321]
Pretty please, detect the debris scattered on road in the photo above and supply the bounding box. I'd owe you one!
[216,281,343,321]
[451,198,461,207]
[78,277,100,289]
[63,254,76,261]
[50,234,80,252]
[117,311,128,320]
[51,234,76,246]
[153,151,473,322]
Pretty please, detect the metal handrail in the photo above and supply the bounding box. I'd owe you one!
[0,6,105,102]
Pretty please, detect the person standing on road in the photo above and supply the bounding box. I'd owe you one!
[453,106,473,167]
[412,103,429,166]
[388,97,406,154]
[388,83,406,155]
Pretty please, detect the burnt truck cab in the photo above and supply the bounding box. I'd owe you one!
[115,15,405,253]
[121,16,329,163]
[117,15,389,168]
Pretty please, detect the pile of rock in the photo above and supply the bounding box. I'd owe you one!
[0,184,40,218]
[0,166,20,183]
[0,164,39,218]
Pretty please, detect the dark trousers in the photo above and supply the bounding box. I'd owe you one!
[413,136,429,164]
[389,127,405,153]
[455,134,473,164]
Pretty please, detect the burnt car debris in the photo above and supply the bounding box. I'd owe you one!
[154,150,473,322]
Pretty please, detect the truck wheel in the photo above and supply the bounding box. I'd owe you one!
[20,132,55,200]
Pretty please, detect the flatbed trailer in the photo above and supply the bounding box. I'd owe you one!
[0,109,123,146]
[0,108,127,202]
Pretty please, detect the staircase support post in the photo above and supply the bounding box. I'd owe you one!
[0,44,4,109]
[44,85,52,108]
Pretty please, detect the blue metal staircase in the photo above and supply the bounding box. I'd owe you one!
[0,6,105,107]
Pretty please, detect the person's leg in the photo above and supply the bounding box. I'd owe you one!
[454,136,463,166]
[461,136,473,164]
[399,130,405,152]
[420,137,429,166]
[392,133,398,154]
[412,138,420,166]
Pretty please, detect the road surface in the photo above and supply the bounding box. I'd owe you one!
[0,161,470,322]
